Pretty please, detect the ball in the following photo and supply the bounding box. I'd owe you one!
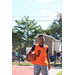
[28,54,36,62]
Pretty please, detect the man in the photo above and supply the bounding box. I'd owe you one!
[26,35,50,75]
[57,52,60,63]
[54,51,56,64]
[60,51,62,64]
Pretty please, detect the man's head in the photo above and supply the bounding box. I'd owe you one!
[38,35,45,45]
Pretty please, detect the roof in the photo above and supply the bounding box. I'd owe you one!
[12,50,15,52]
[34,34,61,42]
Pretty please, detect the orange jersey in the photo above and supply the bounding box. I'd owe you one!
[32,43,48,66]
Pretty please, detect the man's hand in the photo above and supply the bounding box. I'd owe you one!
[46,52,50,71]
[26,50,33,62]
[26,56,31,62]
[48,64,50,70]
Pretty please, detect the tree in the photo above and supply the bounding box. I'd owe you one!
[12,16,45,55]
[12,29,25,52]
[46,13,62,41]
[14,16,44,46]
[12,29,17,41]
[29,26,45,40]
[12,29,24,41]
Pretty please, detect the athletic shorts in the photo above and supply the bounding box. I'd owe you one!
[34,64,48,75]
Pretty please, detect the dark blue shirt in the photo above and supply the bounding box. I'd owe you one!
[31,44,49,53]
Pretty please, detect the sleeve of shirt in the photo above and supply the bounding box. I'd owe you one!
[46,47,49,53]
[31,45,35,51]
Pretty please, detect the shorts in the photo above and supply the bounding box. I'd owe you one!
[34,64,48,75]
[60,57,62,64]
[54,57,56,63]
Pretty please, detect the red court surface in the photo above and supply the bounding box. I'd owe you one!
[12,65,54,75]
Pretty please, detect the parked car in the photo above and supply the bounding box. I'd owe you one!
[49,56,54,62]
[15,52,26,61]
[12,51,18,62]
[19,54,26,61]
[12,50,26,62]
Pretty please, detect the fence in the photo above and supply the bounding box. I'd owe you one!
[12,40,62,63]
[12,40,33,55]
[12,40,62,55]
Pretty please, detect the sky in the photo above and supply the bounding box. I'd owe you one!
[12,0,62,29]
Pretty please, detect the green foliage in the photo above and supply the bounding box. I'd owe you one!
[14,16,44,41]
[12,29,25,41]
[57,71,62,75]
[45,13,62,41]
[12,62,34,66]
[12,16,44,54]
[12,13,62,54]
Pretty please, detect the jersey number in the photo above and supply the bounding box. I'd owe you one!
[36,50,41,57]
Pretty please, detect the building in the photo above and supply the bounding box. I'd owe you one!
[33,34,61,56]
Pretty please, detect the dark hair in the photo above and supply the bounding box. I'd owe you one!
[38,35,44,38]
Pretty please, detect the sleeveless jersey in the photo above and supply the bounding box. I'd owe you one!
[32,43,48,66]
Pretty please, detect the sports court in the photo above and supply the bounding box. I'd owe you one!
[12,65,55,75]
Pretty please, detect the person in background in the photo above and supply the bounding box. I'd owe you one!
[54,51,57,64]
[57,52,60,63]
[60,51,62,64]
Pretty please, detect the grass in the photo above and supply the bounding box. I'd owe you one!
[12,62,62,67]
[12,62,34,66]
[50,63,62,67]
[57,71,62,75]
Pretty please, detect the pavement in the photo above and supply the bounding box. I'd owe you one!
[12,65,62,75]
[35,67,62,75]
[48,67,62,75]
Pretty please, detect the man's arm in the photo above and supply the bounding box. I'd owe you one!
[46,53,50,70]
[47,53,50,65]
[26,50,33,62]
[46,48,50,70]
[26,50,33,58]
[26,45,35,62]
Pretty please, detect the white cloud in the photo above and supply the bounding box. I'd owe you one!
[46,10,52,13]
[46,13,57,20]
[30,0,52,3]
[36,22,49,30]
[44,0,52,2]
[37,0,52,3]
[35,13,57,29]
[57,11,62,13]
[41,9,47,14]
[12,21,17,28]
[12,7,13,9]
[24,4,28,7]
[37,0,42,3]
[28,0,33,2]
[40,9,52,14]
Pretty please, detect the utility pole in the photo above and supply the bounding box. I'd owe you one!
[27,24,29,47]
[18,38,20,64]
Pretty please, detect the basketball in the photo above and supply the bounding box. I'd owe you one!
[28,54,36,62]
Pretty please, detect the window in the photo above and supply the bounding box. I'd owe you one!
[12,52,16,56]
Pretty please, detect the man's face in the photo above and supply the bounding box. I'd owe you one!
[38,37,45,45]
